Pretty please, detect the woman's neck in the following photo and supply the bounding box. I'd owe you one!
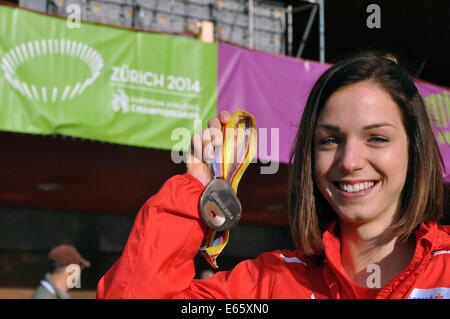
[339,220,416,288]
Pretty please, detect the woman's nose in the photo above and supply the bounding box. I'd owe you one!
[336,140,366,173]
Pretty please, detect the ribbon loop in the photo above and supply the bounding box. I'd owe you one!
[199,110,257,268]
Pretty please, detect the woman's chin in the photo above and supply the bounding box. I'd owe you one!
[334,209,377,225]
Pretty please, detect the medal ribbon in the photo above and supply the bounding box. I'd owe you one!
[199,110,257,268]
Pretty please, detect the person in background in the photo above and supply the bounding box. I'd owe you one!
[32,245,91,299]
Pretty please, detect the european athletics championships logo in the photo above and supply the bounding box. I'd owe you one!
[1,39,103,102]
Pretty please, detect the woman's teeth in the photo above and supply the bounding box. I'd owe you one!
[338,181,375,193]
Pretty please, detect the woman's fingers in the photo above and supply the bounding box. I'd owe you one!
[191,127,219,163]
[207,117,221,129]
[208,111,231,129]
[207,117,223,147]
[186,111,233,186]
[190,131,203,163]
[201,128,215,162]
[219,110,231,125]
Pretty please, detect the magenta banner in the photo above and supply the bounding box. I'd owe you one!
[218,44,449,182]
[416,80,450,181]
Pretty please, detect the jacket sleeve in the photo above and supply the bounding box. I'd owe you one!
[96,173,275,299]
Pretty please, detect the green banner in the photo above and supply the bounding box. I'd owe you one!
[0,5,217,150]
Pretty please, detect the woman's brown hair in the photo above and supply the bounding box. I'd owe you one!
[288,51,445,255]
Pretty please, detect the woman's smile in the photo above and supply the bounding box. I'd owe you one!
[331,179,380,199]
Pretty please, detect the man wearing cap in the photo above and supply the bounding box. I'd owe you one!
[32,245,91,299]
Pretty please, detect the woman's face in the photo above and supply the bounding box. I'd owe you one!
[313,80,409,228]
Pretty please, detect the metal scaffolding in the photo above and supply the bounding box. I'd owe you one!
[18,0,325,61]
[287,0,325,63]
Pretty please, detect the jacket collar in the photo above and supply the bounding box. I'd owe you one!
[320,220,441,298]
[321,220,358,297]
[322,220,440,263]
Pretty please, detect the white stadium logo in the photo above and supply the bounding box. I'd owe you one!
[1,39,103,102]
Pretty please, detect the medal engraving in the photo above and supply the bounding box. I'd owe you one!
[200,179,242,231]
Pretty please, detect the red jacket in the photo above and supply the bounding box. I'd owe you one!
[97,174,450,299]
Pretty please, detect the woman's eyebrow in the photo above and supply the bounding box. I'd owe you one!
[316,124,340,131]
[362,122,397,130]
[316,122,397,131]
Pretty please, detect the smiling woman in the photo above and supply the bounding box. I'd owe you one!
[97,51,449,299]
[289,51,446,290]
[289,51,444,254]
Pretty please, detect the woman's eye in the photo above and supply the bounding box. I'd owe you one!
[319,137,338,145]
[369,136,389,143]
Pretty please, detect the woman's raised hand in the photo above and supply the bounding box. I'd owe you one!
[186,111,231,186]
